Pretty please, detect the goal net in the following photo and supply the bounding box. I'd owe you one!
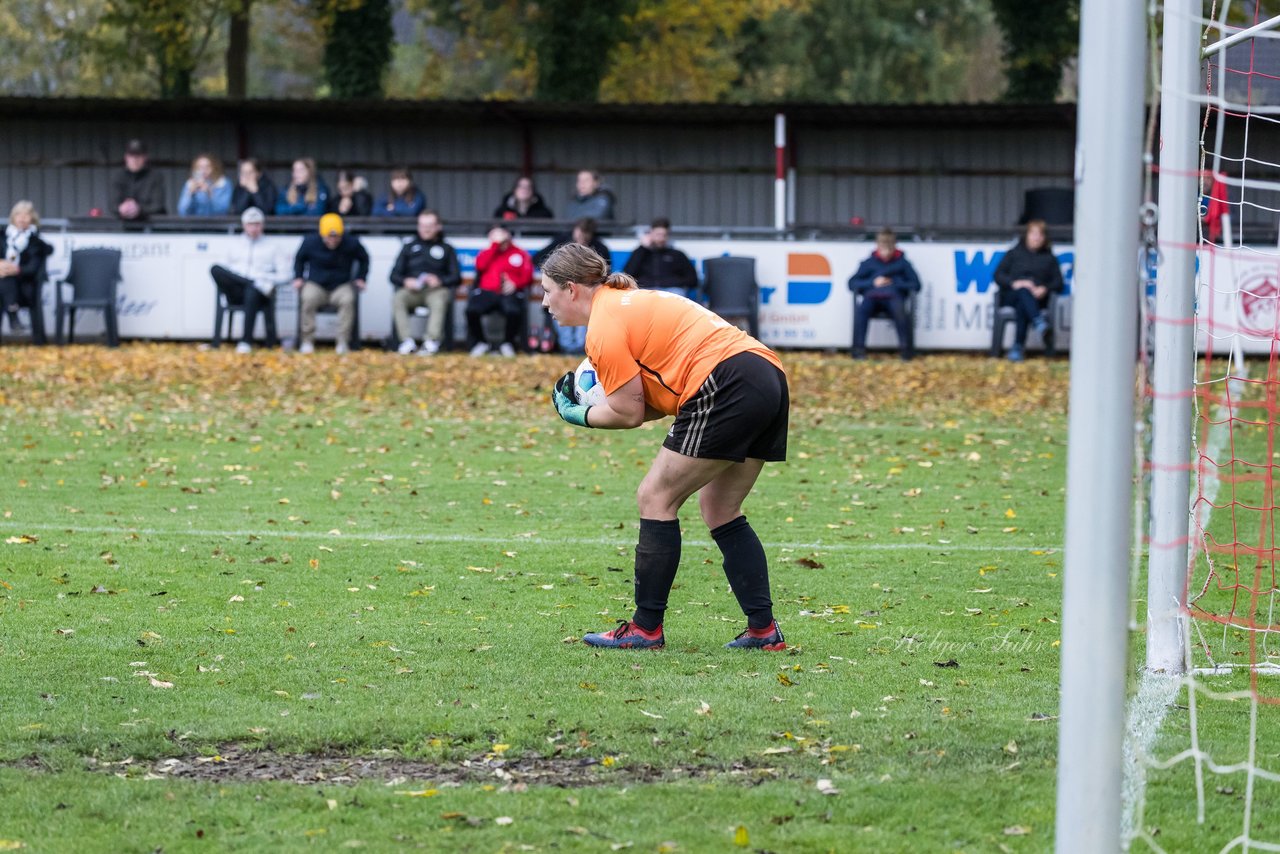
[1128,4,1280,851]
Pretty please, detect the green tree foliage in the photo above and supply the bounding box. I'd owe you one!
[318,0,393,98]
[530,0,635,101]
[733,0,1001,103]
[989,0,1078,101]
[99,0,228,97]
[600,0,790,102]
[398,0,535,100]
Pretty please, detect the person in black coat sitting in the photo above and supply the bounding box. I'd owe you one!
[494,176,554,220]
[993,219,1064,362]
[622,217,697,295]
[0,200,54,339]
[847,228,921,361]
[230,158,278,216]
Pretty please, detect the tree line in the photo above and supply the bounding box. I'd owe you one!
[0,0,1082,103]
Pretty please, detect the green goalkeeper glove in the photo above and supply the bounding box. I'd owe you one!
[552,371,592,428]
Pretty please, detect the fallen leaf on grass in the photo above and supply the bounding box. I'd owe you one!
[816,778,840,795]
[640,710,664,719]
[495,817,514,826]
[1004,826,1031,836]
[148,677,174,689]
[733,825,750,846]
[695,701,712,716]
[4,535,37,544]
[398,789,439,798]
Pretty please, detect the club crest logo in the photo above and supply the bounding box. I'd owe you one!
[1238,271,1280,336]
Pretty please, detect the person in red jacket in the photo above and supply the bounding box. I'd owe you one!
[467,226,534,356]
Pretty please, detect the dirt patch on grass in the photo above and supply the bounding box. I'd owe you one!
[14,746,780,789]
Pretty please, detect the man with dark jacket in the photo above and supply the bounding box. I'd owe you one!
[847,228,921,360]
[292,213,369,355]
[622,217,698,295]
[112,139,167,221]
[390,210,461,355]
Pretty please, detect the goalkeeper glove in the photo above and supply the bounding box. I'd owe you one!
[552,371,592,428]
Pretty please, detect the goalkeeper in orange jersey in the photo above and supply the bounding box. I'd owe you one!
[541,243,789,651]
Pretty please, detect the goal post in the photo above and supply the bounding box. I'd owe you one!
[1054,0,1147,851]
[1146,0,1201,677]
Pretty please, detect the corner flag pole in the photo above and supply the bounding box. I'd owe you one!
[1055,0,1146,850]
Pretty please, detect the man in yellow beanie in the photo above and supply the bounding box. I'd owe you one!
[291,213,369,354]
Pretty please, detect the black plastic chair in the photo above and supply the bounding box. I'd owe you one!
[702,256,759,338]
[1019,188,1075,225]
[991,290,1059,356]
[0,256,48,346]
[213,288,277,348]
[56,248,122,347]
[853,290,917,354]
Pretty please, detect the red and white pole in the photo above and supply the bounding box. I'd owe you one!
[774,112,787,231]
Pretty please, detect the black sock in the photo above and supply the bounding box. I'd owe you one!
[711,515,774,629]
[631,518,681,631]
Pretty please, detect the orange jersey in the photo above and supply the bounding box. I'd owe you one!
[585,287,783,416]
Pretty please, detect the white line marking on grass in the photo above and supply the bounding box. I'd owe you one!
[6,522,1057,554]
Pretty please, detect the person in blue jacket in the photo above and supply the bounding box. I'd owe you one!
[847,228,920,361]
[373,168,427,217]
[177,153,232,216]
[275,158,330,217]
[992,219,1063,362]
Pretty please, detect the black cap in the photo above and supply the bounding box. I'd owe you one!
[124,139,147,155]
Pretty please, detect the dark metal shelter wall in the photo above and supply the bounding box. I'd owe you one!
[0,99,1091,231]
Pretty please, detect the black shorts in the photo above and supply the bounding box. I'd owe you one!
[663,351,789,462]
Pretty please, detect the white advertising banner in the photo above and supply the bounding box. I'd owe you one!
[34,231,1080,351]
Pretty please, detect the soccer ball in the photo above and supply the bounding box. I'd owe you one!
[573,358,607,406]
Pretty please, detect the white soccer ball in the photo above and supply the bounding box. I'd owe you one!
[573,357,607,406]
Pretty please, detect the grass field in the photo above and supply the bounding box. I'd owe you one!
[0,343,1261,852]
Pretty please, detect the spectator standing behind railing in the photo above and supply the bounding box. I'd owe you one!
[330,170,372,218]
[467,225,533,358]
[374,168,426,218]
[112,139,167,221]
[292,213,369,355]
[210,207,290,353]
[177,153,232,217]
[532,217,611,354]
[390,210,460,356]
[564,170,615,221]
[623,217,697,296]
[0,200,52,335]
[992,218,1063,362]
[230,159,278,216]
[847,228,920,361]
[275,158,330,217]
[494,176,554,220]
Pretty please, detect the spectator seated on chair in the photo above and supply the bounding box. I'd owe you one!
[275,158,330,217]
[291,213,369,355]
[230,158,278,217]
[112,138,167,222]
[390,210,460,356]
[993,218,1063,362]
[0,200,53,338]
[467,225,532,358]
[329,169,372,218]
[374,168,427,218]
[494,175,554,221]
[177,152,232,217]
[564,170,615,222]
[623,217,698,297]
[210,207,290,353]
[847,228,920,361]
[532,217,611,354]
